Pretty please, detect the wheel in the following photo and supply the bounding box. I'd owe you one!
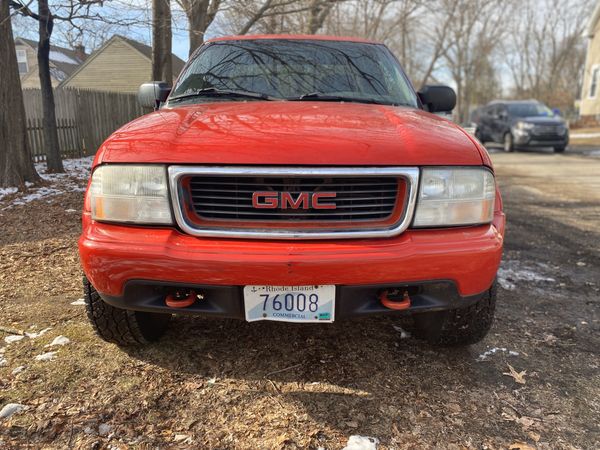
[83,277,171,346]
[412,281,497,347]
[503,133,514,152]
[474,129,486,144]
[554,146,566,153]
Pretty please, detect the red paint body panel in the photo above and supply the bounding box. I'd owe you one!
[98,103,483,166]
[79,212,505,298]
[80,36,505,312]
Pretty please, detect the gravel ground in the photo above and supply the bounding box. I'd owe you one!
[0,149,599,449]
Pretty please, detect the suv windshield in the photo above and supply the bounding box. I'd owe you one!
[170,40,418,107]
[507,103,554,118]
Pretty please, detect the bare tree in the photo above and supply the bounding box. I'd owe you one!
[10,0,110,173]
[0,0,39,187]
[175,0,221,56]
[10,0,64,172]
[502,0,592,113]
[152,0,172,82]
[441,0,511,122]
[224,0,345,36]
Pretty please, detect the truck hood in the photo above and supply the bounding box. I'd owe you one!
[99,101,483,166]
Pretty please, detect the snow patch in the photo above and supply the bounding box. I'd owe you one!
[71,298,86,306]
[0,356,7,367]
[570,131,600,138]
[12,366,26,375]
[34,351,57,362]
[343,435,379,450]
[392,324,411,339]
[477,347,520,361]
[497,260,556,291]
[98,423,112,436]
[45,336,70,347]
[0,187,18,201]
[4,335,25,344]
[0,403,25,420]
[49,50,79,64]
[25,327,52,339]
[1,156,92,208]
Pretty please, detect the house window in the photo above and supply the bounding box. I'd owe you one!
[590,66,600,99]
[16,49,28,74]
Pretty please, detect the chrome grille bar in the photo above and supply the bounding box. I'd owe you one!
[168,166,420,239]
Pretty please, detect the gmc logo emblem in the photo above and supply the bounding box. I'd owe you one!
[252,192,337,210]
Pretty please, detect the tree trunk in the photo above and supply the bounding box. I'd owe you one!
[188,6,206,56]
[152,0,173,83]
[0,0,40,187]
[38,0,63,173]
[307,0,334,34]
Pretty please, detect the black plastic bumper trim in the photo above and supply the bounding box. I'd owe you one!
[98,279,488,320]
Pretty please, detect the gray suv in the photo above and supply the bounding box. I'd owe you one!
[474,100,569,153]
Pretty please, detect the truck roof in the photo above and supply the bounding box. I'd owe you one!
[205,34,382,45]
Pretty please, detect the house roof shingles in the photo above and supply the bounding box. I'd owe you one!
[16,37,87,80]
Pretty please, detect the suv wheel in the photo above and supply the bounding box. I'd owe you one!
[503,133,514,152]
[83,277,171,346]
[412,282,497,346]
[554,146,566,153]
[474,128,485,143]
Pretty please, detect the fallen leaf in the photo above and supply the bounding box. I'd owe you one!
[516,416,535,430]
[509,443,535,450]
[528,431,541,442]
[503,364,527,384]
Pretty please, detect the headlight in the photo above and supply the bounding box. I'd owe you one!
[515,121,535,130]
[413,168,495,227]
[90,165,173,224]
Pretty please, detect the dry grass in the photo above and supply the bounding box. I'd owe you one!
[1,159,599,449]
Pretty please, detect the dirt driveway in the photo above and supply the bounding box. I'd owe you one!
[0,149,599,449]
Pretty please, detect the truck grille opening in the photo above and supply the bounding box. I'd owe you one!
[187,176,400,222]
[168,166,419,239]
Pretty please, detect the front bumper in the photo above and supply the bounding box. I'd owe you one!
[79,212,505,316]
[513,130,569,147]
[100,280,488,319]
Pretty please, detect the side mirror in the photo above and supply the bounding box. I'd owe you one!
[138,82,171,110]
[417,85,456,113]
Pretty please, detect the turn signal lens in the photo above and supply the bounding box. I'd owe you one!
[90,165,173,224]
[413,168,495,227]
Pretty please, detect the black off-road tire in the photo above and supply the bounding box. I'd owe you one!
[84,277,171,346]
[554,146,566,153]
[413,282,497,347]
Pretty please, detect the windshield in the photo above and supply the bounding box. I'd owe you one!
[507,103,554,118]
[170,40,418,107]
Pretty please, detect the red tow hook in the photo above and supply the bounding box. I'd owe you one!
[165,290,197,308]
[380,289,411,311]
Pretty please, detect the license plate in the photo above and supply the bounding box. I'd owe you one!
[244,285,335,323]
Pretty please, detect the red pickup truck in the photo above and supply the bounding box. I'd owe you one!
[78,35,505,347]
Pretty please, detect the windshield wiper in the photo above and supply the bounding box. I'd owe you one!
[169,88,275,102]
[288,92,402,106]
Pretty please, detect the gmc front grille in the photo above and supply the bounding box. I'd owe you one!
[188,176,399,221]
[168,166,420,239]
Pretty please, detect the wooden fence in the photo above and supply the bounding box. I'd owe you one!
[23,88,146,161]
